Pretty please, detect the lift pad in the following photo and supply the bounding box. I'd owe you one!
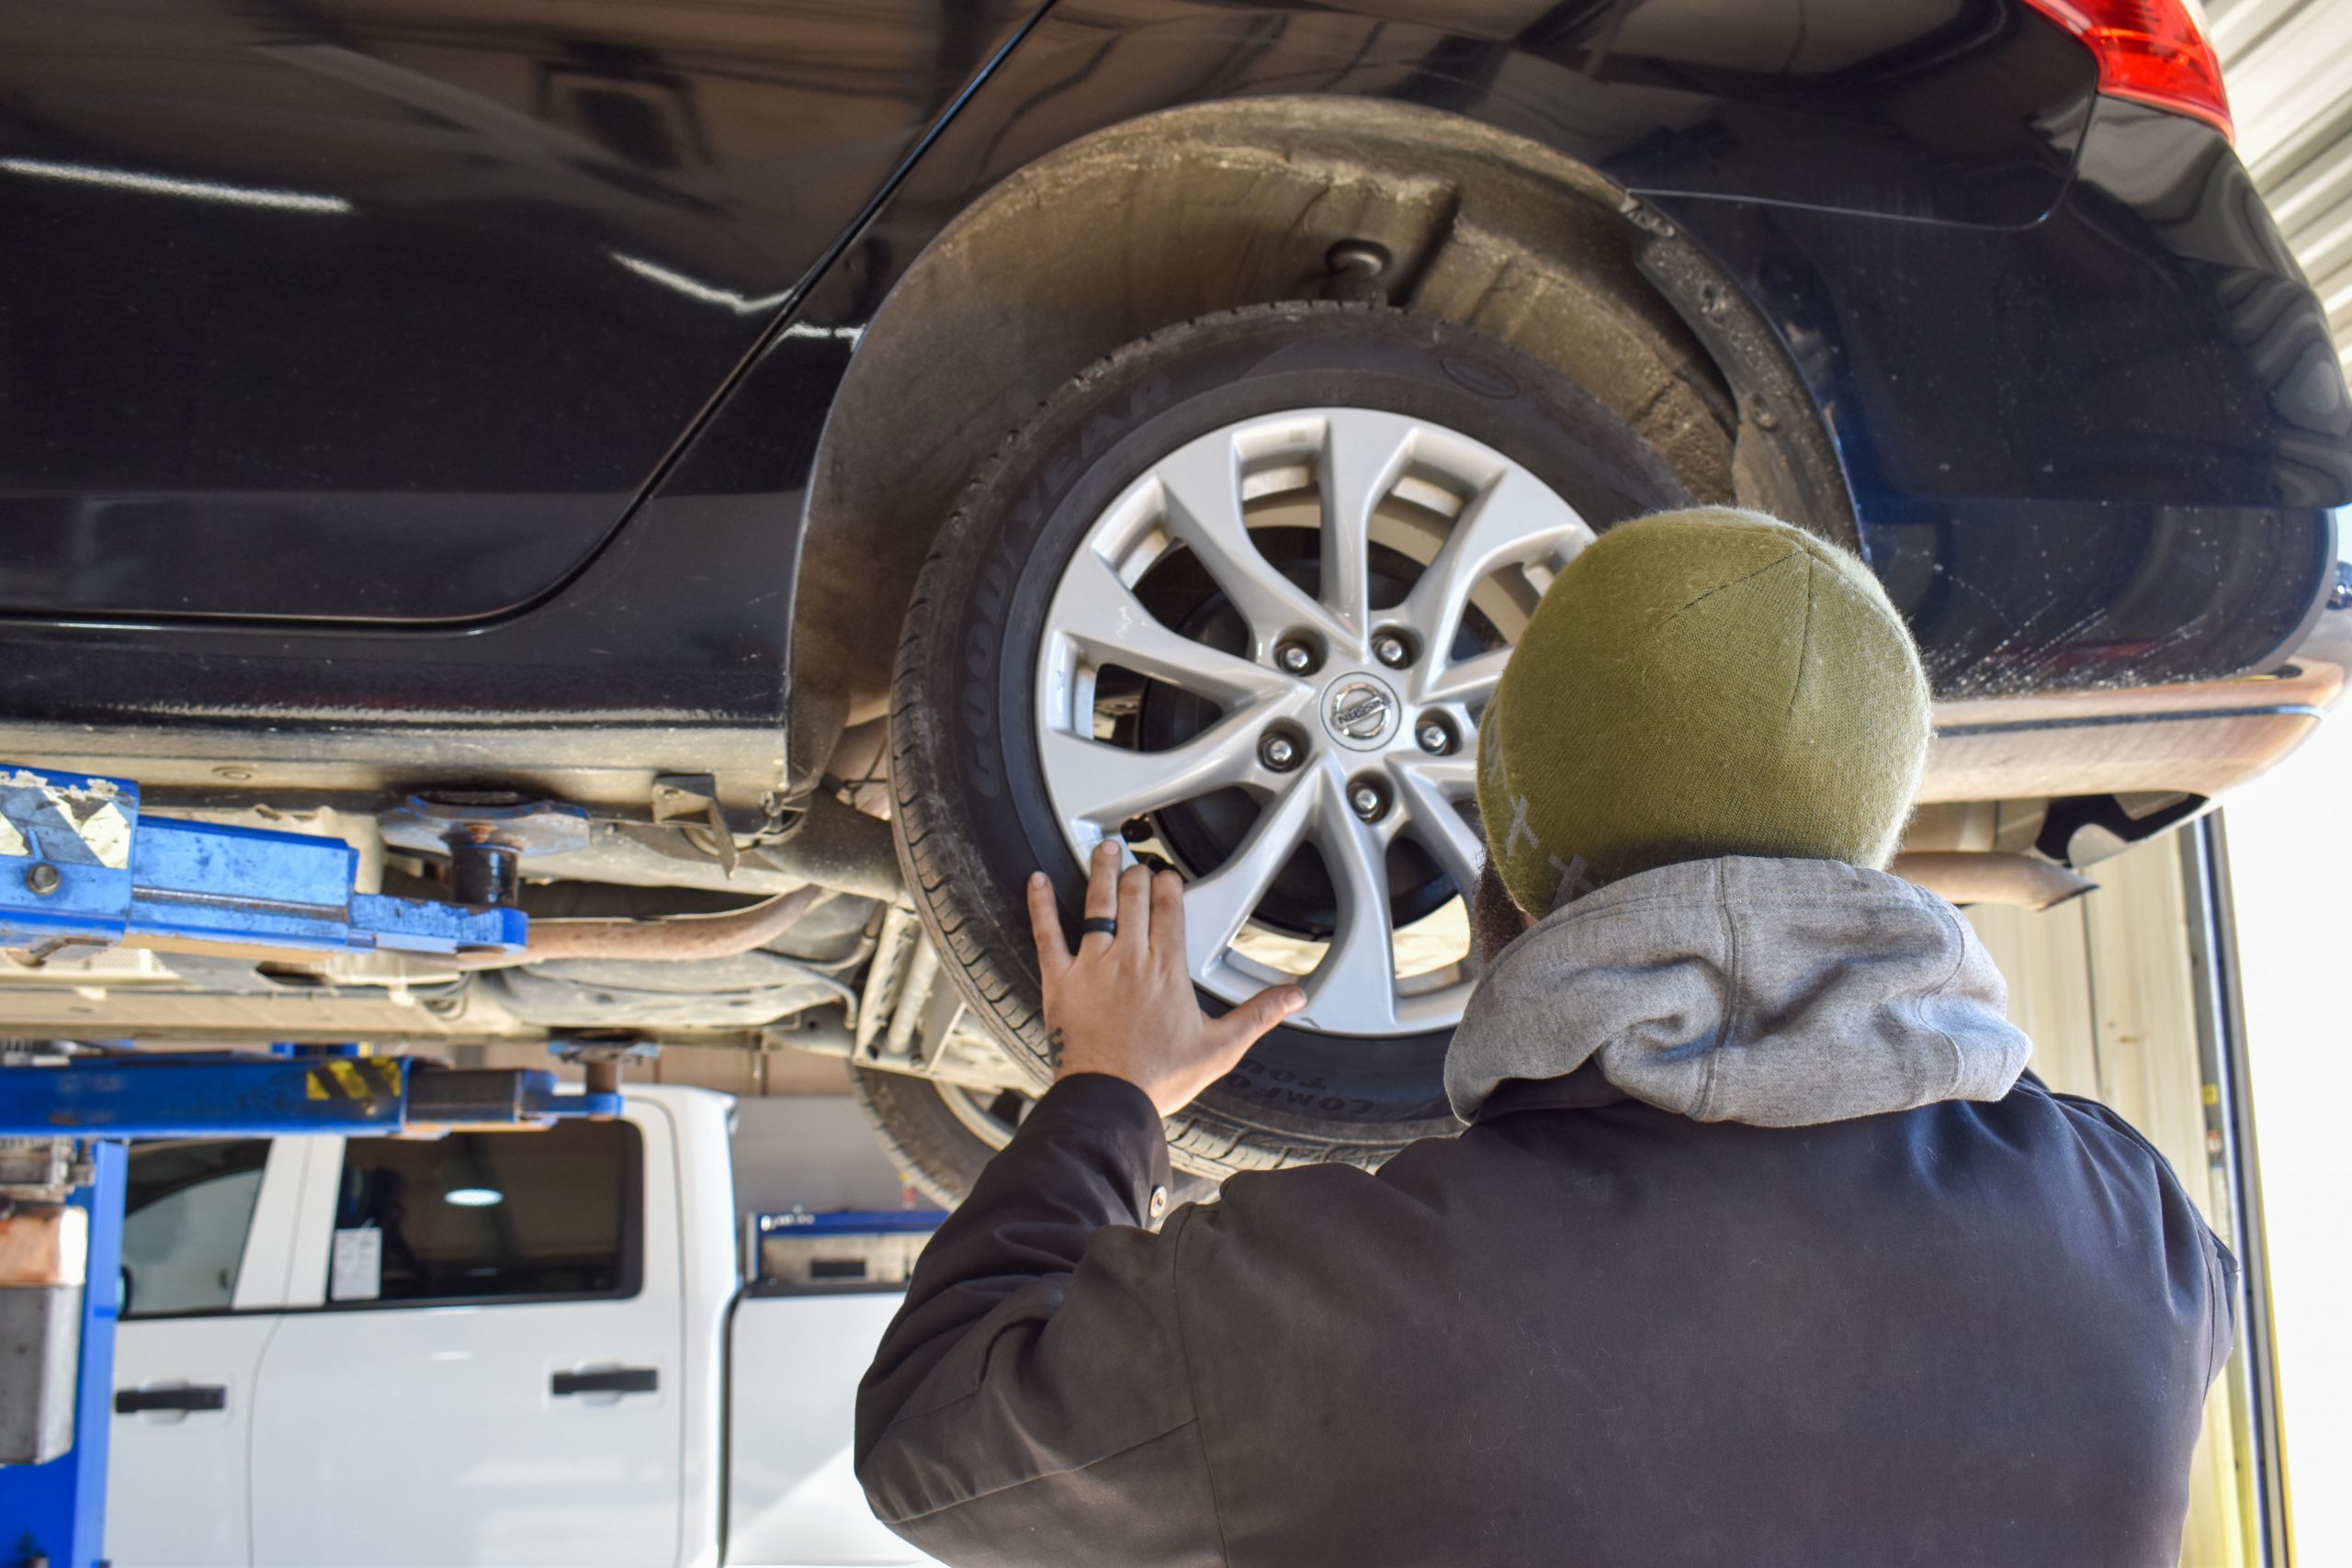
[0,764,526,956]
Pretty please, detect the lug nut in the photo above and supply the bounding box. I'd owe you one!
[1275,640,1316,675]
[1416,719,1453,755]
[1373,632,1411,669]
[1260,731,1303,772]
[24,863,59,896]
[1349,781,1388,822]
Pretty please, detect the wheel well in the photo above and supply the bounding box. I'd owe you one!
[791,96,1838,784]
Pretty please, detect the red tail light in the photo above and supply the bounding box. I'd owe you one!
[2025,0,2235,143]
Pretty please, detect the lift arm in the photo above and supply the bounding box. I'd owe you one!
[0,764,525,957]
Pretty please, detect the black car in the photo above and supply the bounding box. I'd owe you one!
[3,0,2346,1192]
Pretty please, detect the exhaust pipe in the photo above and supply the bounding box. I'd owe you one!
[1891,851,2096,911]
[454,885,831,970]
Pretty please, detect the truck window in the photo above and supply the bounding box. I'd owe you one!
[121,1139,270,1318]
[324,1119,641,1306]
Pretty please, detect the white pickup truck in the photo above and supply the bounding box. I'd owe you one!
[106,1086,941,1568]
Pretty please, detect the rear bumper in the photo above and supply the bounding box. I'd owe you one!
[1655,97,2350,699]
[1920,591,2346,807]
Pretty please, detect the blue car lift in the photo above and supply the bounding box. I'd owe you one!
[0,763,613,1566]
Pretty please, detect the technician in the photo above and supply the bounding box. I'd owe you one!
[856,508,2234,1568]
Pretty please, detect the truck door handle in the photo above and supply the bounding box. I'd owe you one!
[116,1385,227,1415]
[551,1367,658,1397]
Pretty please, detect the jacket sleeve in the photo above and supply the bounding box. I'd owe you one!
[854,1073,1226,1568]
[2040,1079,2241,1388]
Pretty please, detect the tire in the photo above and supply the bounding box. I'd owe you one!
[850,1066,1217,1213]
[889,301,1694,1178]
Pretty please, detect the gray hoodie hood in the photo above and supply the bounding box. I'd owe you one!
[1447,856,2030,1125]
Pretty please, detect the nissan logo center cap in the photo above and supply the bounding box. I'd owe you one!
[1323,675,1400,750]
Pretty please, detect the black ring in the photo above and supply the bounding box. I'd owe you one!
[1079,917,1118,939]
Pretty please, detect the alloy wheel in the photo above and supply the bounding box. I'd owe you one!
[1034,408,1594,1037]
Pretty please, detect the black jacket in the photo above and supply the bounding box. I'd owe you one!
[857,861,2234,1566]
[856,1072,2233,1567]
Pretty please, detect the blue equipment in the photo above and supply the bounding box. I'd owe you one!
[0,1060,620,1565]
[0,1051,618,1141]
[0,764,526,957]
[748,1207,952,1294]
[0,762,570,1564]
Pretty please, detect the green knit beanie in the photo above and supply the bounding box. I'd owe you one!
[1476,507,1929,914]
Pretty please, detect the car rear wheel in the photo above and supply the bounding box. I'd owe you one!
[889,302,1692,1175]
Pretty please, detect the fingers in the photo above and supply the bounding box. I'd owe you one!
[1208,983,1307,1058]
[1027,872,1071,982]
[1116,860,1152,950]
[1149,870,1185,975]
[1063,844,1170,968]
[1080,840,1120,953]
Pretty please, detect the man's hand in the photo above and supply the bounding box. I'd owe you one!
[1029,841,1306,1118]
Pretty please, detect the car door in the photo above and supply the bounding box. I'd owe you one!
[248,1101,685,1568]
[107,1136,306,1568]
[0,1,1044,626]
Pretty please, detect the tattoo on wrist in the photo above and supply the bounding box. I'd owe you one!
[1046,1026,1066,1069]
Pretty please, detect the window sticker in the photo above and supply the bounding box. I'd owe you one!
[330,1226,381,1302]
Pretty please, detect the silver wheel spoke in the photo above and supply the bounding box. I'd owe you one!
[1039,702,1274,830]
[1419,647,1510,707]
[1301,771,1396,1031]
[1182,773,1318,977]
[1054,549,1289,706]
[1317,415,1412,637]
[1392,756,1485,898]
[1157,438,1347,652]
[1400,466,1589,673]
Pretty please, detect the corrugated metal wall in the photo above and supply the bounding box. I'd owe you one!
[2210,0,2352,371]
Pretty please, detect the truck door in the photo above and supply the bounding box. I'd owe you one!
[107,1136,301,1568]
[248,1103,686,1567]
